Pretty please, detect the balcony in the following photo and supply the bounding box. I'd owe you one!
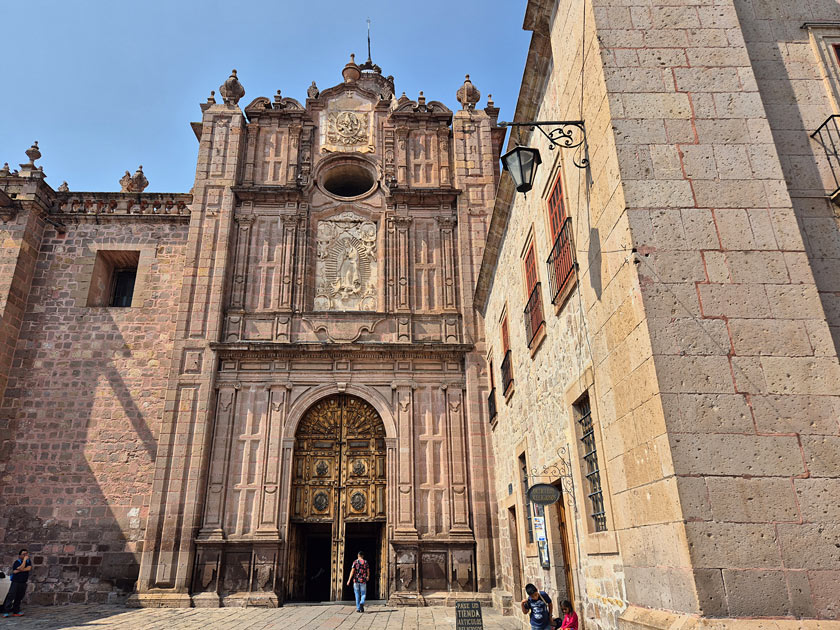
[523,282,545,348]
[546,217,576,304]
[811,114,840,204]
[501,350,513,395]
[487,388,497,421]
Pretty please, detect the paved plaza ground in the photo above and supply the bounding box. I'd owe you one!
[0,603,521,629]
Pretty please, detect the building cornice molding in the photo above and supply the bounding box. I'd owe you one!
[211,341,474,360]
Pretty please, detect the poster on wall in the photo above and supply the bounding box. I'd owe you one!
[533,516,551,569]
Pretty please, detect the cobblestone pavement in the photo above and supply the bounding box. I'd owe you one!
[0,603,521,629]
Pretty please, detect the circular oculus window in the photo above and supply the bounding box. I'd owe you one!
[319,160,377,199]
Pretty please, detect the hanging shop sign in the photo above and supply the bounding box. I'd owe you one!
[527,483,562,506]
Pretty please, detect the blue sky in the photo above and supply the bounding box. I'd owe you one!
[0,1,529,192]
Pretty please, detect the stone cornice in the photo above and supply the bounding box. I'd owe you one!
[231,185,304,204]
[386,187,461,205]
[210,341,474,360]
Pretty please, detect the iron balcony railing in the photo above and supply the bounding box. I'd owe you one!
[811,114,840,199]
[546,217,576,304]
[487,387,497,421]
[523,282,545,348]
[501,350,513,395]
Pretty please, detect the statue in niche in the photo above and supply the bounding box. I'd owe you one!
[336,244,361,295]
[315,211,378,311]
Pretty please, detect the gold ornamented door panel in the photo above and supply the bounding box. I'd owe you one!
[291,395,386,600]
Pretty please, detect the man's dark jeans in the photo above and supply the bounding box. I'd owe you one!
[3,582,27,614]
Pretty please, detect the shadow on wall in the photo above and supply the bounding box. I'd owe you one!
[588,227,602,301]
[0,223,184,604]
[733,0,840,358]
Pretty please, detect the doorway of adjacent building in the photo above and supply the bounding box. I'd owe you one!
[551,481,575,604]
[287,394,387,602]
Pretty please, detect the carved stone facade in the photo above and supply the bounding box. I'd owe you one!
[0,56,503,607]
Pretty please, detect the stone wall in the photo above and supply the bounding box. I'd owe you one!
[732,0,840,356]
[0,216,188,604]
[483,1,635,628]
[593,0,840,619]
[483,0,840,626]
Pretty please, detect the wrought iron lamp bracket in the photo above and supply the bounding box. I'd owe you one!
[499,121,589,169]
[527,445,578,514]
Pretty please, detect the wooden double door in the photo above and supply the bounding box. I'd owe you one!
[288,395,387,601]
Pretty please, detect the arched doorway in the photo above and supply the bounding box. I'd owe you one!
[287,394,387,602]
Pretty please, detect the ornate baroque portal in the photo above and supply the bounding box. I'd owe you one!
[288,395,386,601]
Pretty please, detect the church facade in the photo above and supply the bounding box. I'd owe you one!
[0,57,503,607]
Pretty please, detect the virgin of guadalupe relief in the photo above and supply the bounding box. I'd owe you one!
[315,211,378,311]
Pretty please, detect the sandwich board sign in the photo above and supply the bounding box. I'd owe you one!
[455,600,484,629]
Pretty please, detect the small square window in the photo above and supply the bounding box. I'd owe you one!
[87,250,140,307]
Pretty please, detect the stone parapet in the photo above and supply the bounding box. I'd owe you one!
[52,192,192,220]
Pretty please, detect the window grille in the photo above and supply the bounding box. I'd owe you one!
[576,395,606,532]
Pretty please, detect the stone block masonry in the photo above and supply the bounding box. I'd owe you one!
[0,213,189,604]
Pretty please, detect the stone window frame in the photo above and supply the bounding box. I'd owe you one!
[804,22,840,114]
[74,243,156,309]
[564,367,619,555]
[520,227,546,355]
[499,305,515,401]
[540,154,578,313]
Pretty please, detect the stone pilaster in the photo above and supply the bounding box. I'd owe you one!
[133,101,247,607]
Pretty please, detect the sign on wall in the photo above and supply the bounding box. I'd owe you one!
[527,483,562,506]
[455,600,484,629]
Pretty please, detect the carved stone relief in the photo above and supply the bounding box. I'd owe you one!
[327,112,369,148]
[315,211,378,311]
[319,93,375,153]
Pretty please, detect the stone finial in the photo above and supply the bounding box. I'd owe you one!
[120,166,149,193]
[57,181,69,192]
[487,94,494,108]
[219,69,245,106]
[456,74,481,110]
[307,81,320,99]
[417,91,426,108]
[24,141,41,166]
[19,141,45,178]
[274,89,283,105]
[0,163,10,177]
[342,54,361,83]
[200,90,217,113]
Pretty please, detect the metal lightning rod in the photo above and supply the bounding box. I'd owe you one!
[367,18,372,63]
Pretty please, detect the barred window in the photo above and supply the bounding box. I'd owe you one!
[576,394,606,532]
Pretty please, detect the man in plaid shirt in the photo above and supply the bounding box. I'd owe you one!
[346,551,370,612]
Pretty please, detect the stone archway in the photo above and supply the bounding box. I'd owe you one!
[286,394,387,602]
